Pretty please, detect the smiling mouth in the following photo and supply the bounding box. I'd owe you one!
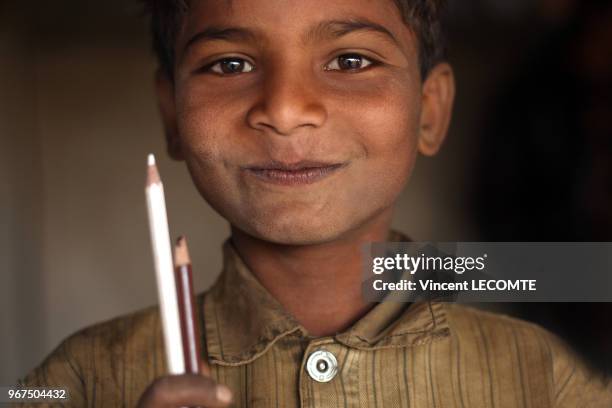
[243,161,347,186]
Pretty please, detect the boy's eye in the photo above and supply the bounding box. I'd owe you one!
[208,58,255,75]
[325,54,374,72]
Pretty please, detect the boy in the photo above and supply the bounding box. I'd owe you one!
[18,0,611,407]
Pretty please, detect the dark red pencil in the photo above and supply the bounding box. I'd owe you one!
[173,236,201,375]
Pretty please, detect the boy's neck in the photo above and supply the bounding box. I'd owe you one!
[230,209,393,337]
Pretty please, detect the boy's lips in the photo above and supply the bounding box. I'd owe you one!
[242,160,348,186]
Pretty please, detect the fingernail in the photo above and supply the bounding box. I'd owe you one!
[216,384,232,403]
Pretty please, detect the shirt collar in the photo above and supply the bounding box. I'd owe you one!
[202,230,450,366]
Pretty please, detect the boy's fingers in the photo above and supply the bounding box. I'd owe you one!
[200,360,212,377]
[137,374,232,407]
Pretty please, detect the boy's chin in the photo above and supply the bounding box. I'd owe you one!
[237,217,350,246]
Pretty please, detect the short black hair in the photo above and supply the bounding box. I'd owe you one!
[142,0,447,80]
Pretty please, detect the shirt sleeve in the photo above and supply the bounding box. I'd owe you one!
[548,332,612,407]
[14,333,87,408]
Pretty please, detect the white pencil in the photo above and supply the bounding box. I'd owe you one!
[145,153,185,374]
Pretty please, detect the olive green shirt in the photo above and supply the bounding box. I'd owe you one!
[18,233,612,407]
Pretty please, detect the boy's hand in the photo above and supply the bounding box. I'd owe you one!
[137,361,232,407]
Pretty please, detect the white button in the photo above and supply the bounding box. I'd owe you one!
[306,349,338,382]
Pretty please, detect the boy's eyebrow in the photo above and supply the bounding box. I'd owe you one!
[182,17,400,58]
[184,26,257,52]
[306,18,400,47]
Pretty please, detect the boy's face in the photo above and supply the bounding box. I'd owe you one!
[158,0,454,245]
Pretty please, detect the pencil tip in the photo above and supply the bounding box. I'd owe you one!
[146,153,161,186]
[174,236,191,266]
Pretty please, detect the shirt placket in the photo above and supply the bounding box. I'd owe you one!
[299,337,356,408]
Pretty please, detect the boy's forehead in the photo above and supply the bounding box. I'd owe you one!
[179,0,414,53]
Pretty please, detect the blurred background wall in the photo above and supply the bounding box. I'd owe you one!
[1,0,610,384]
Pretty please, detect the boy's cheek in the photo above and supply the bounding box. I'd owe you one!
[328,73,420,140]
[175,100,245,163]
[346,97,420,159]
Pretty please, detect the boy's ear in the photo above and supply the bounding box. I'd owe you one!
[417,63,455,156]
[155,69,184,161]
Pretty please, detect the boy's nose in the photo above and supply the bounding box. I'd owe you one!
[246,70,327,136]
